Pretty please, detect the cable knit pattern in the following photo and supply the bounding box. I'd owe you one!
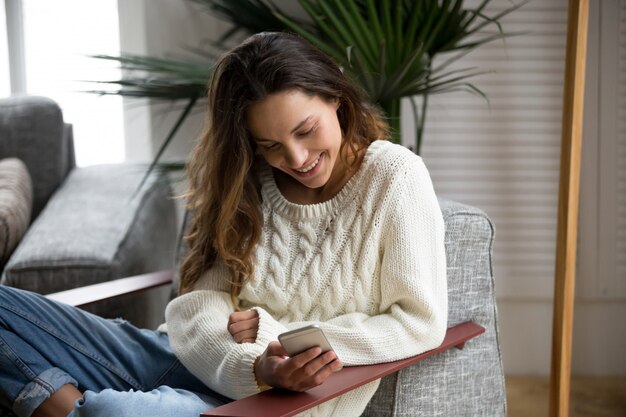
[165,140,448,416]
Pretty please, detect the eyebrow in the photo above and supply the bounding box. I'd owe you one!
[254,115,315,144]
[290,115,314,134]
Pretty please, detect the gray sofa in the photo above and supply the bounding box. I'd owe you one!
[0,96,177,329]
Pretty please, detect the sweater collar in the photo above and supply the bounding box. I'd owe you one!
[259,140,386,220]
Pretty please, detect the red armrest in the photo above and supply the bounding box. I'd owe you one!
[202,322,484,417]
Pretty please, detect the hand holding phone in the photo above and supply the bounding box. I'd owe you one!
[278,324,337,358]
[255,326,342,392]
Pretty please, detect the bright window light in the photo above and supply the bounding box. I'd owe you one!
[22,0,124,166]
[0,0,11,97]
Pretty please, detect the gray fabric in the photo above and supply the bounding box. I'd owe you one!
[0,158,33,268]
[0,96,75,219]
[63,122,76,173]
[1,164,177,327]
[362,198,506,417]
[0,95,178,328]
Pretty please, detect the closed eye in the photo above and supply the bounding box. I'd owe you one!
[262,142,281,151]
[297,125,317,138]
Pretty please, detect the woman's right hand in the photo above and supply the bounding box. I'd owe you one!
[254,341,343,392]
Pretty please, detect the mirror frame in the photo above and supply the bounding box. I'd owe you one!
[549,0,589,416]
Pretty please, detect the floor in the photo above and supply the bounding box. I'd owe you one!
[506,376,626,417]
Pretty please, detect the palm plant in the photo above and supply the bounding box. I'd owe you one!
[273,0,525,150]
[91,0,524,177]
[86,54,214,181]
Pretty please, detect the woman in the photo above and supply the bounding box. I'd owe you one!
[0,32,446,417]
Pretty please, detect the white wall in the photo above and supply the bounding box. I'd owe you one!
[117,0,626,376]
[117,0,229,224]
[505,0,626,376]
[419,0,626,376]
[117,0,226,163]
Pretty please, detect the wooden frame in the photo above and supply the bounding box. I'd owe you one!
[549,1,589,416]
[46,270,485,417]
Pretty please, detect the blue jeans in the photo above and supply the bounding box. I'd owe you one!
[0,286,230,417]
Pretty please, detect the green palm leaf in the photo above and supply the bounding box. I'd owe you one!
[270,0,525,148]
[88,0,526,162]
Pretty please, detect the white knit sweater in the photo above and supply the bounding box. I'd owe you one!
[164,140,448,416]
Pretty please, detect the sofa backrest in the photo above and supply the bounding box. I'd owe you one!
[0,96,75,220]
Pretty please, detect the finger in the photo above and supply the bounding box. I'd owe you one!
[300,350,337,377]
[228,318,259,333]
[289,353,340,391]
[284,347,324,372]
[228,317,259,336]
[232,328,258,343]
[332,358,343,372]
[306,358,343,388]
[235,310,258,322]
[266,341,289,357]
[228,310,258,324]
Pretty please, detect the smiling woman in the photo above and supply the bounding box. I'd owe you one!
[246,91,346,204]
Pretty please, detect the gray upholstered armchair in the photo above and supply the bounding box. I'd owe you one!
[198,199,507,417]
[0,96,177,329]
[362,199,505,416]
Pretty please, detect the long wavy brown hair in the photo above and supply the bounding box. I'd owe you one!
[179,32,389,307]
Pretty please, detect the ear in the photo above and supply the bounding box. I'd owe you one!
[333,98,340,111]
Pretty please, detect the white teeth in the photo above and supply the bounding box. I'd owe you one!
[295,156,320,173]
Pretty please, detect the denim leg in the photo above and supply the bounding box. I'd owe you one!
[9,368,78,417]
[0,286,228,417]
[69,386,223,417]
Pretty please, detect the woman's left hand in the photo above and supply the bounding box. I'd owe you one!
[227,310,259,343]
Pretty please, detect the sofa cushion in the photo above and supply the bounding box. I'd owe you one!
[0,158,33,268]
[1,163,177,328]
[1,164,176,295]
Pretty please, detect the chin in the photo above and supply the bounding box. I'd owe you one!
[299,172,330,189]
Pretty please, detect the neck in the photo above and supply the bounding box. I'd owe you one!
[276,145,366,205]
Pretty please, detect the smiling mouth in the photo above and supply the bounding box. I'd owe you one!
[294,155,321,173]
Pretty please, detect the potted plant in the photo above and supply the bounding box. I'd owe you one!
[90,0,524,178]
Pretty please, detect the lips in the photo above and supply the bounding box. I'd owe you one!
[295,155,321,173]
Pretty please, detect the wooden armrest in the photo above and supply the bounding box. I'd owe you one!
[45,270,174,308]
[202,321,485,417]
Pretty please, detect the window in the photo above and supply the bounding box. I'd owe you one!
[20,0,124,166]
[0,0,11,97]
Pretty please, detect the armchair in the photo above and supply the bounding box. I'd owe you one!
[39,198,506,416]
[0,96,177,329]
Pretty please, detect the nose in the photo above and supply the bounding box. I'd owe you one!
[283,142,308,168]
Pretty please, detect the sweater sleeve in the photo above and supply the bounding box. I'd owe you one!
[283,156,448,366]
[164,264,286,400]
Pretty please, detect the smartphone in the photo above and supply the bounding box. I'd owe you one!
[278,324,336,357]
